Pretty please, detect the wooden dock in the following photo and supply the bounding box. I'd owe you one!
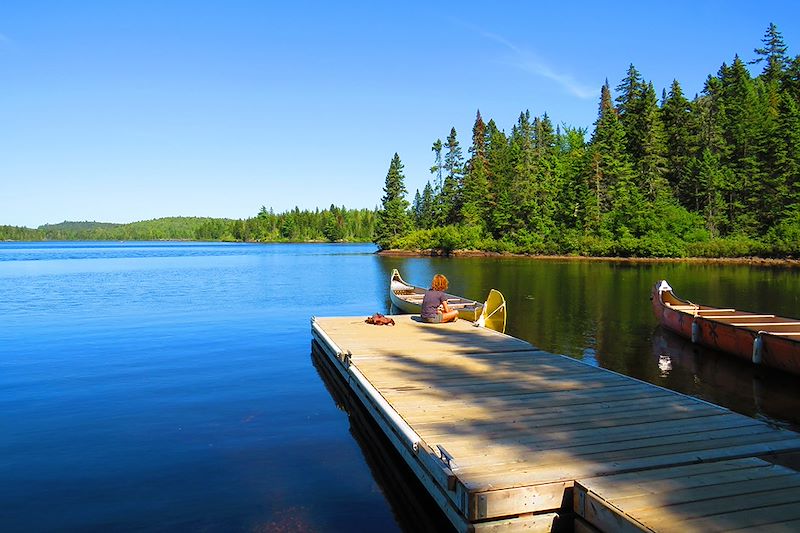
[311,315,800,532]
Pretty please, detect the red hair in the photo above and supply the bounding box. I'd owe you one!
[431,274,448,292]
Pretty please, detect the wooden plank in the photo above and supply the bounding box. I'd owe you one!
[713,321,800,326]
[472,512,560,532]
[581,461,783,500]
[457,437,800,491]
[615,471,800,515]
[470,481,572,522]
[649,501,800,532]
[575,457,767,488]
[575,459,800,533]
[411,394,704,435]
[441,412,763,469]
[382,385,674,419]
[750,519,800,533]
[702,314,774,319]
[575,488,651,533]
[312,315,800,530]
[445,423,778,468]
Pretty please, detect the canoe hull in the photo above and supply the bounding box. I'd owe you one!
[389,270,483,323]
[651,280,800,376]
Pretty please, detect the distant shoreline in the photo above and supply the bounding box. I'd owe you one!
[377,249,800,267]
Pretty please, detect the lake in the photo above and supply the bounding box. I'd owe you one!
[2,242,799,532]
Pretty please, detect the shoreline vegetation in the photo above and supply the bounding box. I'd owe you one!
[377,248,800,266]
[373,24,800,262]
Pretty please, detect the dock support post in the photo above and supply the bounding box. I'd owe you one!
[752,332,764,365]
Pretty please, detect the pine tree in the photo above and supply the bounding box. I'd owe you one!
[419,182,436,229]
[461,110,490,228]
[784,55,800,102]
[374,153,411,249]
[509,110,537,232]
[412,190,423,228]
[692,149,730,237]
[430,139,445,225]
[441,127,465,225]
[661,79,696,205]
[589,81,638,236]
[615,64,646,162]
[637,82,670,200]
[717,55,763,234]
[751,23,788,84]
[554,126,588,229]
[775,93,800,216]
[485,120,513,238]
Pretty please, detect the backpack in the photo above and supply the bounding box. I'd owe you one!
[365,313,395,326]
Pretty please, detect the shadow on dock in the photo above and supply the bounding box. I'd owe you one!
[311,342,456,533]
[312,315,800,531]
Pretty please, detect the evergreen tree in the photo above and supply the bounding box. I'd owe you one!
[717,56,763,234]
[637,82,670,200]
[419,182,436,229]
[615,64,646,162]
[751,23,788,83]
[485,120,514,238]
[509,110,537,232]
[554,127,588,229]
[412,190,423,228]
[461,110,490,228]
[430,139,445,225]
[692,148,730,236]
[775,92,800,216]
[587,81,636,233]
[784,54,800,102]
[441,127,465,225]
[661,80,696,205]
[374,153,411,249]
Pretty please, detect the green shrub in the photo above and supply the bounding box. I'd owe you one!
[685,236,764,258]
[764,219,800,256]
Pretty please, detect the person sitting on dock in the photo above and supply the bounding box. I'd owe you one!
[421,274,459,324]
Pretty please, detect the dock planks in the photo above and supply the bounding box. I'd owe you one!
[574,458,800,532]
[311,314,800,532]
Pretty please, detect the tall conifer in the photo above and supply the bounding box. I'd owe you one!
[461,110,490,228]
[374,153,411,249]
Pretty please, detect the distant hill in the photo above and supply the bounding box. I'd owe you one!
[38,221,122,231]
[1,210,376,243]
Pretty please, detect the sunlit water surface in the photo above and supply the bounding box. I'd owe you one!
[2,242,798,531]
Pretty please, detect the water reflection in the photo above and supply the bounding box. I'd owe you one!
[311,344,454,533]
[651,326,800,432]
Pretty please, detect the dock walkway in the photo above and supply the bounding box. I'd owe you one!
[311,314,800,532]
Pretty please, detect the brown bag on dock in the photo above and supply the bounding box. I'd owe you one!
[365,313,395,326]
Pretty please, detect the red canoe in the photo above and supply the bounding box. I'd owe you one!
[651,280,800,376]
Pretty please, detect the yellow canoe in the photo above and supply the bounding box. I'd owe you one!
[389,269,507,333]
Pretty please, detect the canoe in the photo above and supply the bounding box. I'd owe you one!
[651,280,800,376]
[390,269,507,333]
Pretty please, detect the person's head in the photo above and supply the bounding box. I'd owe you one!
[431,274,448,292]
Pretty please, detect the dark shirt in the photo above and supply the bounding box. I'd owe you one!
[421,290,447,319]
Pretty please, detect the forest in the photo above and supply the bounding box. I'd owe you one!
[0,206,376,243]
[375,24,800,257]
[4,25,798,258]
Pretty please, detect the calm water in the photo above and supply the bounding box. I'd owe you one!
[2,242,799,532]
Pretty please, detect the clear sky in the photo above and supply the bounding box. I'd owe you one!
[1,1,799,228]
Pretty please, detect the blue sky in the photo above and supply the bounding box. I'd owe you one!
[1,1,799,228]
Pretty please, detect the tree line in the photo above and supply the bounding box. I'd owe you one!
[376,24,800,257]
[0,207,376,243]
